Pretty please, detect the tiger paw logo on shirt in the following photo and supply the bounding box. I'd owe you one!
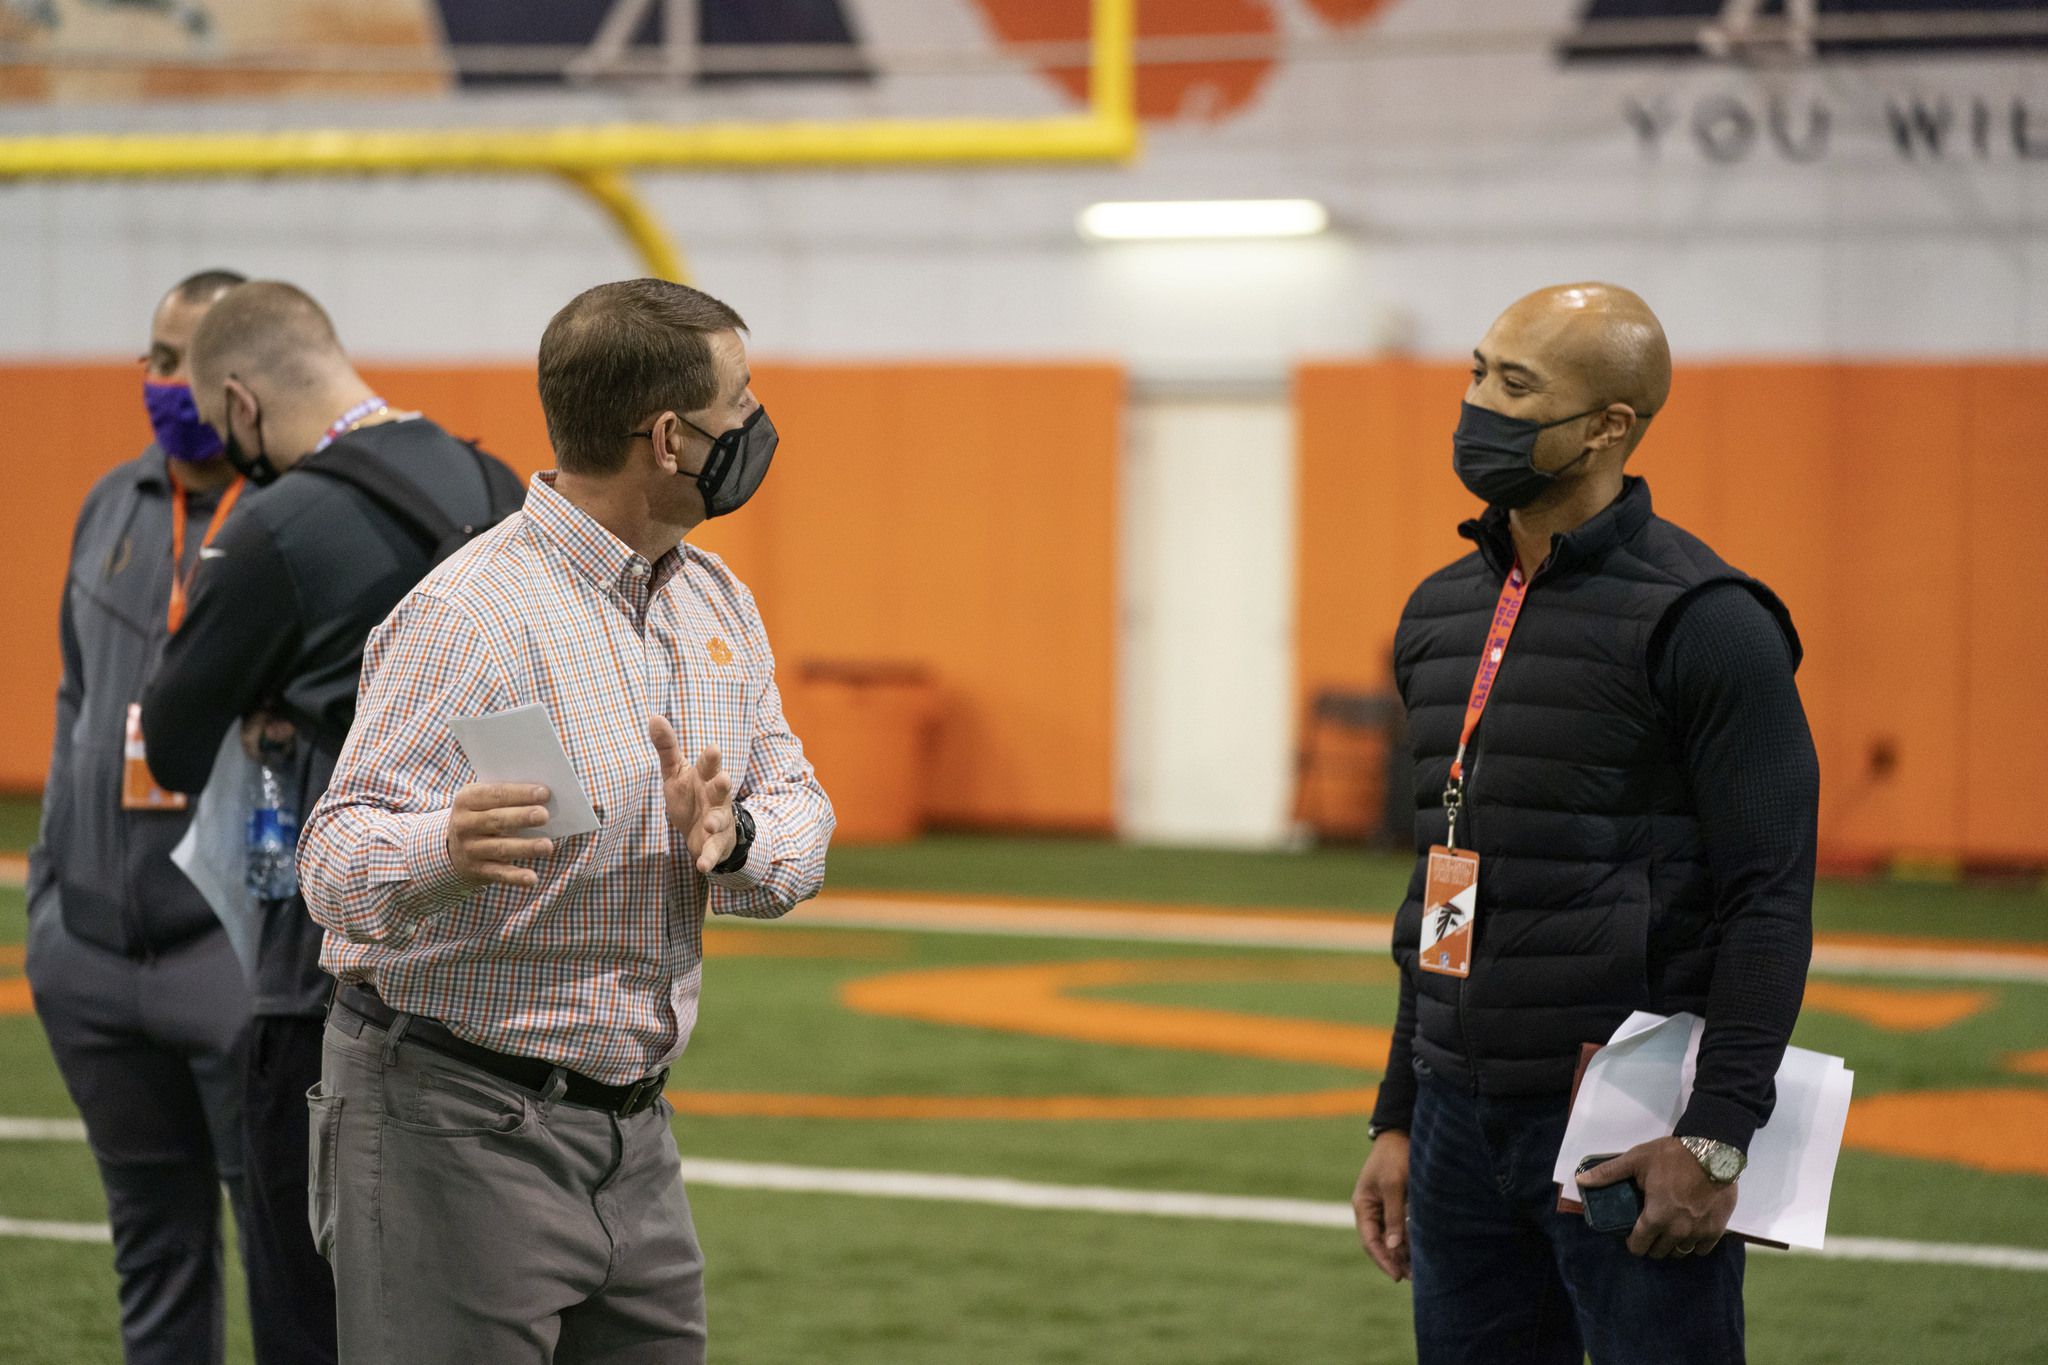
[705,637,734,667]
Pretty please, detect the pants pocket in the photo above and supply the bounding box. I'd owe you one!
[382,1062,533,1138]
[306,1083,344,1261]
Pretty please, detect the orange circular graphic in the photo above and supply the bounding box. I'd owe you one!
[840,956,1390,1069]
[972,0,1395,124]
[1846,1089,2048,1178]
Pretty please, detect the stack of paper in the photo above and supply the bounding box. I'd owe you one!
[1550,1011,1854,1251]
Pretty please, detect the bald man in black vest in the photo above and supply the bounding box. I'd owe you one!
[1350,283,1818,1364]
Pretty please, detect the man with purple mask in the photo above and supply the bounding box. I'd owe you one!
[25,269,279,1364]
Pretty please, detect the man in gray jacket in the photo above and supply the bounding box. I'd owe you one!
[26,269,259,1365]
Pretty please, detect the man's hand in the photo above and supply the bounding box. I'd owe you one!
[239,711,297,761]
[1578,1137,1738,1258]
[446,783,554,889]
[650,716,737,873]
[1352,1131,1412,1283]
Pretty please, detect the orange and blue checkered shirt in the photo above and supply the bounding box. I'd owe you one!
[300,472,834,1083]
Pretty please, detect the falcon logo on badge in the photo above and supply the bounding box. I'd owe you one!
[1419,846,1481,978]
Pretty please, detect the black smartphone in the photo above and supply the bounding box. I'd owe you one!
[1576,1153,1641,1234]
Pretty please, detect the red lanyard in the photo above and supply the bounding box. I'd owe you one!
[167,476,245,632]
[1443,564,1529,848]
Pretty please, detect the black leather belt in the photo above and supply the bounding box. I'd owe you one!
[333,982,669,1118]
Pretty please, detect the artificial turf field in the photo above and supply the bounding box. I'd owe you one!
[0,822,2044,1364]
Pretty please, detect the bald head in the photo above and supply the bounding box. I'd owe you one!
[188,280,348,397]
[1484,283,1671,437]
[145,269,244,386]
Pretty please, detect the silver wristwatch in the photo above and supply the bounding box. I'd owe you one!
[1678,1136,1746,1184]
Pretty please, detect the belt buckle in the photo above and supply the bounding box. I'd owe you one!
[623,1073,665,1116]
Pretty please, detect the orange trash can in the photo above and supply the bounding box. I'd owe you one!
[789,661,936,845]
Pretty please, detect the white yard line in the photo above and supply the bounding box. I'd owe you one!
[0,1216,108,1244]
[1,1134,2036,1272]
[674,1160,2048,1272]
[1805,944,2048,984]
[1805,1236,2048,1272]
[0,1117,86,1141]
[680,1158,1354,1228]
[799,895,2048,984]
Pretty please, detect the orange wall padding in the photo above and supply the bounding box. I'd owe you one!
[0,361,1121,834]
[1295,359,2048,866]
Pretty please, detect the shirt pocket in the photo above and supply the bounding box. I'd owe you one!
[682,657,761,794]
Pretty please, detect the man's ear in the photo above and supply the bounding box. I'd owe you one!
[1590,404,1637,455]
[219,376,253,430]
[647,412,683,474]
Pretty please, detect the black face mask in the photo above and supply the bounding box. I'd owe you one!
[220,381,283,486]
[680,407,778,518]
[1450,401,1608,510]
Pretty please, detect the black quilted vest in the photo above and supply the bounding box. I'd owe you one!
[1391,477,1799,1096]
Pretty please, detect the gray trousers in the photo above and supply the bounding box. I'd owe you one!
[25,903,253,1365]
[314,1007,708,1365]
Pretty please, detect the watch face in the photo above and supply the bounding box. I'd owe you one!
[1691,1140,1742,1182]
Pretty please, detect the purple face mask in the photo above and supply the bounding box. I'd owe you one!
[143,379,224,463]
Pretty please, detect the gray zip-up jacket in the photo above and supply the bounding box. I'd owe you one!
[29,448,232,956]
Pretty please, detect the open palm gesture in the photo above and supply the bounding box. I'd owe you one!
[649,715,738,873]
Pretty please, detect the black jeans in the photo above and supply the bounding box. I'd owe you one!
[1407,1062,1746,1365]
[243,1014,339,1365]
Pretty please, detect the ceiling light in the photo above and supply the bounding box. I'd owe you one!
[1077,198,1329,242]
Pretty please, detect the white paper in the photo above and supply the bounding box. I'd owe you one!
[170,729,262,982]
[1551,1010,1854,1251]
[447,703,600,838]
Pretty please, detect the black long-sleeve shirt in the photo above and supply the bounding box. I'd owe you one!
[1371,581,1818,1152]
[142,418,513,1015]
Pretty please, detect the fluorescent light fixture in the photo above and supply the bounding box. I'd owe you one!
[1078,198,1329,242]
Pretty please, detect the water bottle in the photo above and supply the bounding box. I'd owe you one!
[247,743,299,901]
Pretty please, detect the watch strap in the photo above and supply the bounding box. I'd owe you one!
[711,802,754,876]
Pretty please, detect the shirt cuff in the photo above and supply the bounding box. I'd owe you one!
[1675,1090,1761,1153]
[390,810,472,916]
[1369,1060,1418,1136]
[707,815,777,893]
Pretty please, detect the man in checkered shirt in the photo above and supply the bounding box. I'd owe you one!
[299,279,834,1365]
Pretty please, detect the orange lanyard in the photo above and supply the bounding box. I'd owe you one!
[1443,564,1529,848]
[167,476,245,632]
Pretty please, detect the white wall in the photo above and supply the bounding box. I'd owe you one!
[1119,391,1296,847]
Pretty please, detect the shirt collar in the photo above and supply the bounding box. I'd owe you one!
[525,471,684,599]
[137,445,228,506]
[1461,475,1654,578]
[136,444,172,491]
